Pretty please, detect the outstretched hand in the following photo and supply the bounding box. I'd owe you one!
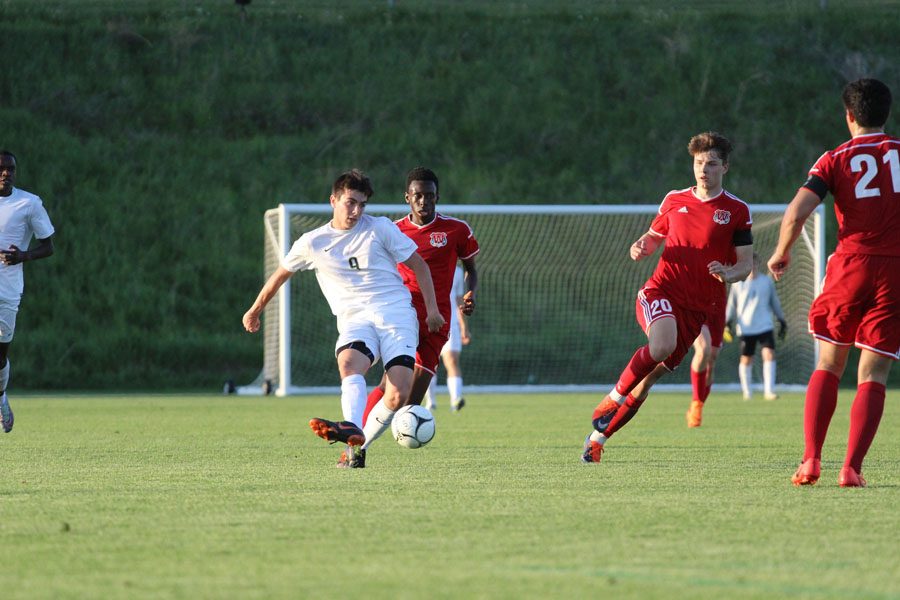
[461,290,475,315]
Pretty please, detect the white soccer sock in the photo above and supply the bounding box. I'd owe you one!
[739,363,752,399]
[609,388,625,404]
[361,400,395,449]
[589,431,608,444]
[447,376,462,404]
[340,374,367,428]
[424,378,437,409]
[763,360,776,396]
[0,359,9,392]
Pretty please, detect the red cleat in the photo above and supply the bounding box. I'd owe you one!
[791,458,821,486]
[838,466,867,488]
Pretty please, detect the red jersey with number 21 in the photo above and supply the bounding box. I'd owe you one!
[645,187,752,312]
[806,133,900,256]
[395,213,480,322]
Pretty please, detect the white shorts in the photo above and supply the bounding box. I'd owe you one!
[0,301,19,343]
[441,317,462,355]
[335,306,418,367]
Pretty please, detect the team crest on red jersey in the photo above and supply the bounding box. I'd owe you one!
[429,232,448,247]
[712,209,731,225]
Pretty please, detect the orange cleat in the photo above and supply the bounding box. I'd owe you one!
[591,397,620,434]
[686,400,703,428]
[581,436,604,463]
[309,418,365,446]
[838,466,867,488]
[791,458,821,486]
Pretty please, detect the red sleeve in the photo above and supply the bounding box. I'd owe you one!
[649,196,671,237]
[806,151,833,195]
[457,221,479,259]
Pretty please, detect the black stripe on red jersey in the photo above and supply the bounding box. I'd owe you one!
[732,228,753,246]
[802,174,829,200]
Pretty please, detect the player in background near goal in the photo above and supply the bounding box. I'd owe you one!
[424,265,471,412]
[362,168,478,443]
[726,252,786,401]
[242,169,444,469]
[768,78,899,488]
[0,151,55,434]
[582,132,753,464]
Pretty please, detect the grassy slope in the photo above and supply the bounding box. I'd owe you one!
[0,1,899,388]
[1,392,898,599]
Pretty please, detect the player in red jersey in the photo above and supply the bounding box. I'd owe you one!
[768,78,899,488]
[356,168,478,458]
[582,132,754,464]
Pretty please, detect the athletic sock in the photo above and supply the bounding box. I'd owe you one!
[844,382,886,473]
[362,386,385,427]
[691,369,707,403]
[615,346,658,396]
[0,359,9,393]
[739,363,752,398]
[424,378,437,409]
[362,400,395,449]
[447,376,462,404]
[763,360,776,396]
[803,369,840,461]
[605,394,644,437]
[702,365,713,402]
[340,374,367,428]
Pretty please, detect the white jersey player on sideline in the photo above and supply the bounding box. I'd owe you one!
[242,169,443,469]
[725,252,786,401]
[424,265,469,412]
[0,150,56,433]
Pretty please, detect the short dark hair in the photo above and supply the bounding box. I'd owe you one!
[687,132,733,164]
[842,78,892,128]
[0,150,17,162]
[332,169,374,199]
[406,167,439,192]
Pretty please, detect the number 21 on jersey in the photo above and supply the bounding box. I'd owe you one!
[851,149,900,199]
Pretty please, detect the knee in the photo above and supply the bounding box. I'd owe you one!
[648,339,676,362]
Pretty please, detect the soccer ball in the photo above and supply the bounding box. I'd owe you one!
[391,404,436,449]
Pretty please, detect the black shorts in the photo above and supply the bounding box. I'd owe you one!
[740,330,776,357]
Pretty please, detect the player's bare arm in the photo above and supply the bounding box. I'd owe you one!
[403,252,445,333]
[243,266,293,333]
[709,244,753,283]
[630,232,662,261]
[768,188,821,281]
[461,257,478,315]
[0,236,54,266]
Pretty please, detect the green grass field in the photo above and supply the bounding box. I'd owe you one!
[1,392,898,599]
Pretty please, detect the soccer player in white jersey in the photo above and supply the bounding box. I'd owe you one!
[726,252,786,401]
[242,170,444,468]
[424,265,470,412]
[0,151,56,433]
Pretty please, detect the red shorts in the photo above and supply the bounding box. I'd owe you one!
[636,287,708,371]
[415,317,450,374]
[809,253,900,359]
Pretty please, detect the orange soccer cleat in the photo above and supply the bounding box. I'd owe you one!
[791,458,821,486]
[686,400,704,428]
[581,436,605,464]
[591,397,620,434]
[309,418,365,447]
[838,466,867,488]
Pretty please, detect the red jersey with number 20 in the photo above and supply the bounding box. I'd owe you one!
[806,133,900,256]
[645,187,752,312]
[395,213,480,321]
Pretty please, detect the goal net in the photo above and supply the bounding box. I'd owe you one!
[240,204,825,396]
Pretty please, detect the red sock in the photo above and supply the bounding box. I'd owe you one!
[803,370,840,460]
[605,394,645,438]
[702,366,713,402]
[362,387,384,426]
[844,382,886,473]
[691,369,707,403]
[615,346,658,396]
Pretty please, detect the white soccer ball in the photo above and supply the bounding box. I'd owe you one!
[391,404,436,449]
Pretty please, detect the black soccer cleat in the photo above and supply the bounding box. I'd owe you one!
[309,418,365,446]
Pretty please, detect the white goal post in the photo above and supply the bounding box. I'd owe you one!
[239,203,825,396]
